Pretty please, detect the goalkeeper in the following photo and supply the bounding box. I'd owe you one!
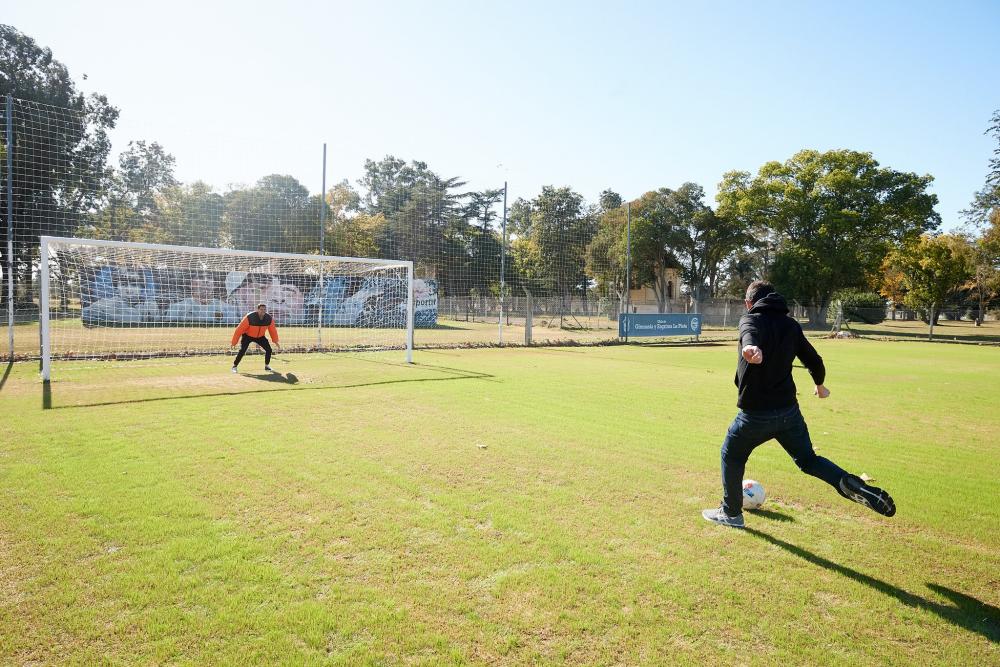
[230,303,281,373]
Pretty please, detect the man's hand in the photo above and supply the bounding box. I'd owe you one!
[741,345,763,364]
[814,384,830,399]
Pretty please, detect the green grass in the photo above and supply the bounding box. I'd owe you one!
[1,341,998,664]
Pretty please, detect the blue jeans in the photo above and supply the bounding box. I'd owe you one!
[721,404,848,516]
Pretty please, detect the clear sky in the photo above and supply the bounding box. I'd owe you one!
[6,0,998,229]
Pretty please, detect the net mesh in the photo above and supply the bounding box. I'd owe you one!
[41,238,412,364]
[1,96,698,360]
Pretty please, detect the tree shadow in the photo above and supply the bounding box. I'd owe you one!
[850,324,1000,344]
[744,528,1000,643]
[747,508,795,522]
[44,364,494,410]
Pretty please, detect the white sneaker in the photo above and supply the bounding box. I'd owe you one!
[231,366,238,374]
[702,506,745,528]
[264,365,273,371]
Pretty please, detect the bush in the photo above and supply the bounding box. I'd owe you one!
[834,290,886,324]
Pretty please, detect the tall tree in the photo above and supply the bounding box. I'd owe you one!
[1,25,118,304]
[666,182,749,302]
[585,205,628,304]
[961,109,1000,324]
[717,149,940,326]
[628,189,682,313]
[522,186,596,307]
[463,188,506,295]
[962,109,1000,226]
[359,156,466,277]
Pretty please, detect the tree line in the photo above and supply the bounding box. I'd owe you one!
[2,25,998,325]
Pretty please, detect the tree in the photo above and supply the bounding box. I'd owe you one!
[666,183,749,302]
[717,149,940,326]
[628,189,682,313]
[962,109,1000,226]
[521,187,596,311]
[961,109,1000,324]
[883,234,973,332]
[1,25,119,305]
[969,212,1000,324]
[86,141,179,242]
[462,188,506,294]
[328,212,387,259]
[359,156,466,277]
[585,205,628,305]
[156,181,226,248]
[599,189,623,211]
[223,175,322,254]
[877,254,908,320]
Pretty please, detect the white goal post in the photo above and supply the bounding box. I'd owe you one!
[40,236,414,380]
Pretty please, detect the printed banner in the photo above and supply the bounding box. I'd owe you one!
[618,313,702,337]
[79,265,437,328]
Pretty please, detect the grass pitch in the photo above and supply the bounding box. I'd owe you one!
[1,341,998,664]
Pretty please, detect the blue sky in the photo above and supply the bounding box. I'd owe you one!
[7,0,999,230]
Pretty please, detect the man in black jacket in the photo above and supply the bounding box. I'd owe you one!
[703,280,896,528]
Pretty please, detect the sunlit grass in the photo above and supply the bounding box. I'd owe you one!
[1,341,997,663]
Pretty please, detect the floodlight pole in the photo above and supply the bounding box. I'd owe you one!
[624,201,631,343]
[499,181,507,346]
[318,143,327,349]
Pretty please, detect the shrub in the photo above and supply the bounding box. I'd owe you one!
[834,290,886,324]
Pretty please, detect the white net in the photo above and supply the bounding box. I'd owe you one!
[40,237,413,375]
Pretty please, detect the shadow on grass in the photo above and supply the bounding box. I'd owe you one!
[632,341,729,348]
[850,324,1000,344]
[745,528,1000,643]
[243,371,300,384]
[0,360,12,392]
[44,363,494,410]
[747,508,795,522]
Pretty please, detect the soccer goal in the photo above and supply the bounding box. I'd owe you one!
[39,236,414,380]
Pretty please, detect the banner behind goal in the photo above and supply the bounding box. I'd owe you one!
[40,237,414,379]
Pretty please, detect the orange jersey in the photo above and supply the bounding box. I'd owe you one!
[231,312,279,346]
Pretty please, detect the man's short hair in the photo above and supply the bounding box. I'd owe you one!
[256,303,267,309]
[745,280,775,305]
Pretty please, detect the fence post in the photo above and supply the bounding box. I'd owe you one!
[318,143,326,349]
[5,95,13,360]
[499,181,507,346]
[522,286,532,345]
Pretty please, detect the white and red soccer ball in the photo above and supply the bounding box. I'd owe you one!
[742,480,766,510]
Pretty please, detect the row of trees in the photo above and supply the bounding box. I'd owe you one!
[2,24,998,325]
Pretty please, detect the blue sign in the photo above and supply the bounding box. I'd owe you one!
[619,313,702,337]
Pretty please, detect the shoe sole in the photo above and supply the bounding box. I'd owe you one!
[841,477,896,517]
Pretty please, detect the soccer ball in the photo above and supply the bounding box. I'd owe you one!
[742,480,766,510]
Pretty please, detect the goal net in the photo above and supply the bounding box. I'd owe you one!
[40,236,413,379]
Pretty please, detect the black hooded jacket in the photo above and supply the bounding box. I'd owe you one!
[734,292,825,410]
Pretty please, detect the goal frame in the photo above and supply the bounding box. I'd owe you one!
[39,236,414,381]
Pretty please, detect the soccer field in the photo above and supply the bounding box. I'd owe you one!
[1,341,998,664]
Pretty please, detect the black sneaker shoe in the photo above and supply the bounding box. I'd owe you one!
[839,474,896,517]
